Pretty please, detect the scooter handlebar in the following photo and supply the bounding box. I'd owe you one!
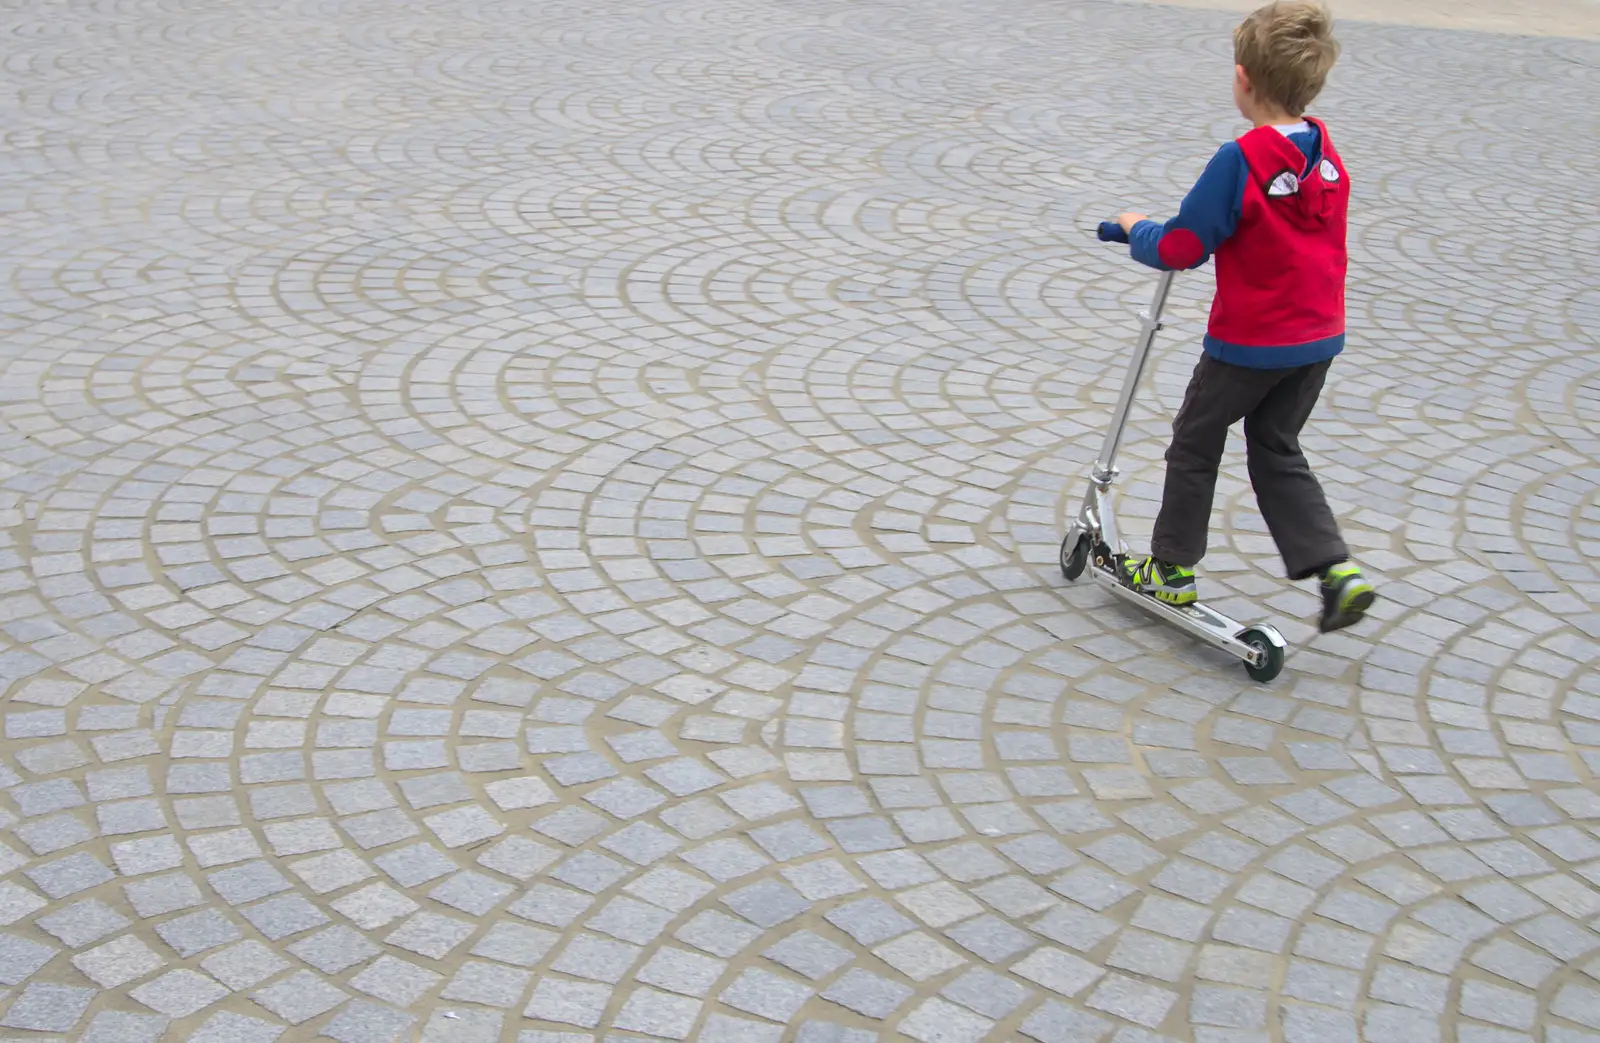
[1097,220,1129,244]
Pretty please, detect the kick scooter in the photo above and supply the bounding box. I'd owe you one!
[1057,221,1286,683]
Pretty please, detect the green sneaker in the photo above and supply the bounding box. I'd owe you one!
[1119,556,1197,606]
[1319,562,1375,633]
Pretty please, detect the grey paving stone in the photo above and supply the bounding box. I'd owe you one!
[795,1023,881,1043]
[418,1009,503,1043]
[679,838,771,882]
[349,955,444,1007]
[783,860,869,901]
[286,925,381,973]
[429,871,515,916]
[72,933,166,988]
[37,898,130,947]
[612,986,701,1039]
[184,1011,286,1043]
[764,930,854,980]
[207,862,292,905]
[720,967,814,1021]
[79,1010,169,1043]
[874,930,967,982]
[0,932,59,985]
[25,852,115,898]
[533,807,610,847]
[551,934,643,984]
[825,898,918,945]
[944,914,1038,962]
[441,960,534,1008]
[637,946,727,996]
[251,969,349,1024]
[899,997,995,1043]
[508,884,595,929]
[0,982,95,1032]
[584,895,676,944]
[155,909,243,957]
[820,967,914,1019]
[131,969,230,1018]
[321,1000,416,1043]
[941,966,1034,1018]
[385,912,476,959]
[749,820,831,860]
[332,884,419,931]
[1018,1000,1113,1043]
[470,921,559,967]
[201,940,291,990]
[374,844,457,887]
[723,880,812,927]
[699,1013,785,1043]
[241,893,330,940]
[1086,973,1180,1028]
[524,978,611,1029]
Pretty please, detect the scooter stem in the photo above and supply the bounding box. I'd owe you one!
[1092,269,1175,482]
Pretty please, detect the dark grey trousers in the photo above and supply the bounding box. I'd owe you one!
[1150,354,1349,581]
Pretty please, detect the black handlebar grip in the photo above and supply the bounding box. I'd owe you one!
[1097,220,1129,244]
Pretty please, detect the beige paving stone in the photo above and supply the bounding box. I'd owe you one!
[1113,0,1600,38]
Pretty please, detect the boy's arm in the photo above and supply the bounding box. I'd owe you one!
[1125,143,1248,271]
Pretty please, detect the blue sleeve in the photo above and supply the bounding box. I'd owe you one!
[1128,142,1248,271]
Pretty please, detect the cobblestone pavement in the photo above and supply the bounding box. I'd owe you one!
[1,0,1598,1040]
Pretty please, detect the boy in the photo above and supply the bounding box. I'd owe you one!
[1113,0,1375,633]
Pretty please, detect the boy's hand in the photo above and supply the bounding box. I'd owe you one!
[1118,212,1148,233]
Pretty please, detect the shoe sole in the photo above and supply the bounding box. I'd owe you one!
[1118,565,1196,606]
[1120,576,1196,606]
[1320,586,1375,633]
[1128,583,1197,606]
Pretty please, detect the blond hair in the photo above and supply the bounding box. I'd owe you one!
[1234,2,1340,116]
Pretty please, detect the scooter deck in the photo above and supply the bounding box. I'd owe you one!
[1087,562,1263,665]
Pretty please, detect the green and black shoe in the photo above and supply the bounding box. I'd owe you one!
[1319,562,1375,633]
[1119,556,1197,606]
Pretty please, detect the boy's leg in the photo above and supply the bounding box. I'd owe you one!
[1241,360,1349,579]
[1149,355,1276,567]
[1242,361,1375,631]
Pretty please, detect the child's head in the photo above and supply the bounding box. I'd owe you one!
[1232,2,1339,120]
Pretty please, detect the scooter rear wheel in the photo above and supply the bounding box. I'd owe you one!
[1060,534,1090,581]
[1240,626,1284,683]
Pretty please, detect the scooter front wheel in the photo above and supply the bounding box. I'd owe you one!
[1060,533,1090,581]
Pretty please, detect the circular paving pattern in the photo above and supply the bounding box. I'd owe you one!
[1,0,1598,1041]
